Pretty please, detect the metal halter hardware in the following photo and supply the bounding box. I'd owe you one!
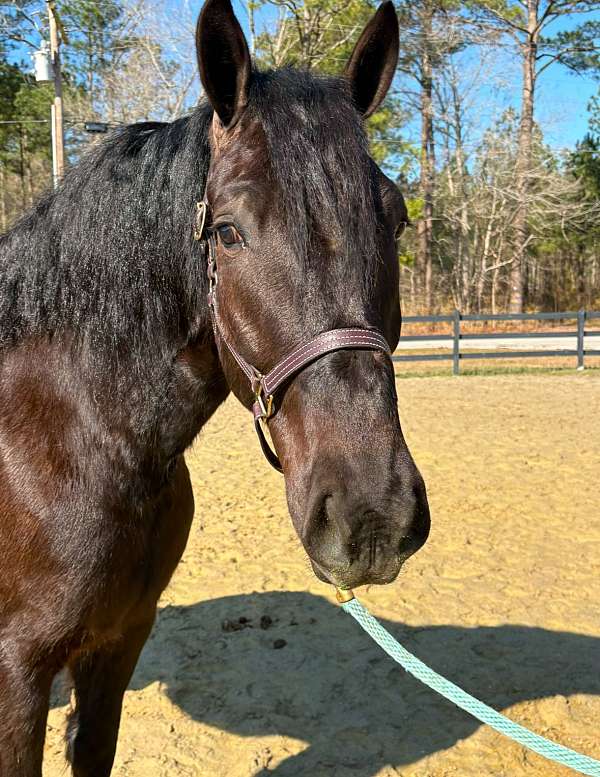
[195,199,391,473]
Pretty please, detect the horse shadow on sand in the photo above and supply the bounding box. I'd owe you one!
[125,590,599,776]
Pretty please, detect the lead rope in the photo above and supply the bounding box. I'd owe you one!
[335,589,600,776]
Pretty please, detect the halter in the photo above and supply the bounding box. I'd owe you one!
[194,200,391,472]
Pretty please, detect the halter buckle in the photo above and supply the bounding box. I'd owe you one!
[207,258,217,293]
[194,200,207,241]
[255,386,274,420]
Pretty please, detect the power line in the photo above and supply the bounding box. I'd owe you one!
[0,121,596,153]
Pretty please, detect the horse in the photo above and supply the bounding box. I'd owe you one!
[0,0,430,773]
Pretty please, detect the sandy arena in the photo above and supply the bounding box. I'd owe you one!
[44,372,600,776]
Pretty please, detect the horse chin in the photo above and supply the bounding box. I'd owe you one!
[308,558,403,589]
[310,559,333,584]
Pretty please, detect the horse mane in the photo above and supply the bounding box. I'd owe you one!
[0,104,213,367]
[0,68,379,380]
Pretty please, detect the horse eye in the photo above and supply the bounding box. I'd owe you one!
[216,224,243,248]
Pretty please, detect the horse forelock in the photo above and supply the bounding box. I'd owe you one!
[248,69,380,287]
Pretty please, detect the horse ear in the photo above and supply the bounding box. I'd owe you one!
[344,1,399,119]
[196,0,251,129]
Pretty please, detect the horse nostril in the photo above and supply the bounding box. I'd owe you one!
[398,534,416,560]
[314,495,331,531]
[369,530,378,566]
[303,493,334,554]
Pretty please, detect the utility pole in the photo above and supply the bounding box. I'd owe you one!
[47,1,65,188]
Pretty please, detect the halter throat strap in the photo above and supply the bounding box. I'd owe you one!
[199,201,391,472]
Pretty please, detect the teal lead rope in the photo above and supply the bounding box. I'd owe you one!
[339,595,600,776]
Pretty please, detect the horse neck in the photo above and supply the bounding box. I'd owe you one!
[1,107,230,477]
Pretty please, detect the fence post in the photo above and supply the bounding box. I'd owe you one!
[453,309,461,375]
[577,309,586,370]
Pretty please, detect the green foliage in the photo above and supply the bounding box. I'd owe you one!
[569,133,600,199]
[254,0,410,171]
[366,100,413,175]
[396,0,469,76]
[59,0,137,104]
[397,248,415,267]
[396,198,423,268]
[589,91,600,137]
[13,81,53,161]
[0,51,52,171]
[0,60,24,163]
[468,0,525,24]
[405,197,424,222]
[254,0,374,72]
[541,20,600,73]
[0,1,39,51]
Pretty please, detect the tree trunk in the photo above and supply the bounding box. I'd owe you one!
[509,0,538,313]
[18,124,26,210]
[417,3,435,312]
[576,244,586,307]
[491,267,499,314]
[247,0,256,54]
[0,163,6,232]
[477,187,498,312]
[88,32,94,105]
[23,129,34,207]
[452,80,470,313]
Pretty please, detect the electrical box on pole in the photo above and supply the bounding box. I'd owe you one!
[33,44,53,82]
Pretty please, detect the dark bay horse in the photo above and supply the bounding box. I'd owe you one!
[0,0,429,773]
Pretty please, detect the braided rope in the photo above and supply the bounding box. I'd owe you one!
[341,597,600,776]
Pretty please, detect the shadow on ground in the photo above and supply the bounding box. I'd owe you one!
[109,592,600,775]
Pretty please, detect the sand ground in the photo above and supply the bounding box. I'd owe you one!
[44,372,600,776]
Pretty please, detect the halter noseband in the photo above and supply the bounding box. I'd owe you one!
[195,200,391,473]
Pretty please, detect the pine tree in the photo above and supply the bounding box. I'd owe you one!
[471,0,600,312]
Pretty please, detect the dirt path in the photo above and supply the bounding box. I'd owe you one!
[44,373,600,776]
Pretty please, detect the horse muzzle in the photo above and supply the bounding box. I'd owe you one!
[300,473,430,589]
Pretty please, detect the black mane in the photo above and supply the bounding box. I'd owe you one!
[0,105,212,365]
[0,68,378,379]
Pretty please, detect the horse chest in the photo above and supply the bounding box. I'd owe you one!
[0,343,206,651]
[70,459,196,636]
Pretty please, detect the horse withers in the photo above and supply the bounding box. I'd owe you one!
[0,0,429,773]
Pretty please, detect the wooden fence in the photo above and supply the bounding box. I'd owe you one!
[393,310,600,375]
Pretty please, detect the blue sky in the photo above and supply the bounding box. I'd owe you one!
[229,0,599,151]
[497,9,600,149]
[8,0,599,151]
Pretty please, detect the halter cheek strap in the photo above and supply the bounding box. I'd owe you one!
[196,200,391,473]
